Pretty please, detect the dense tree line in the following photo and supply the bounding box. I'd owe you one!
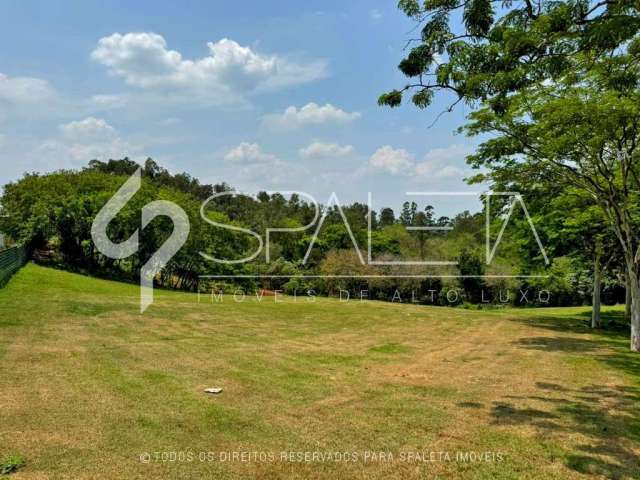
[0,158,624,310]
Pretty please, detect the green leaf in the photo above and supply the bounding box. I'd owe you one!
[378,90,403,107]
[398,45,434,77]
[412,89,434,108]
[463,0,493,36]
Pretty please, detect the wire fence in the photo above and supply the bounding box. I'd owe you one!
[0,245,27,287]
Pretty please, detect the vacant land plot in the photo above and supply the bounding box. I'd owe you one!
[0,265,638,479]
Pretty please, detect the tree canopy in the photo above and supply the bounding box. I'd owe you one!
[381,0,640,350]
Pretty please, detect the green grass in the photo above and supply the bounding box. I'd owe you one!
[0,264,639,479]
[0,454,25,475]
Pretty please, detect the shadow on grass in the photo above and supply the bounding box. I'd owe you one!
[575,310,630,331]
[515,336,602,353]
[511,310,639,378]
[498,311,640,478]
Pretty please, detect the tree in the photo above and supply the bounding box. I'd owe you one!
[379,0,640,112]
[381,0,640,351]
[424,205,435,224]
[319,250,375,296]
[464,75,640,348]
[379,207,396,227]
[557,194,622,328]
[511,183,621,327]
[399,201,417,226]
[0,167,251,291]
[413,206,436,259]
[458,248,485,303]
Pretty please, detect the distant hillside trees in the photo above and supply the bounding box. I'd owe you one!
[0,159,612,308]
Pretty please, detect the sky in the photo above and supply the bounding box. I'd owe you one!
[0,0,484,216]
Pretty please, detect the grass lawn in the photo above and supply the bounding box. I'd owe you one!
[0,264,639,479]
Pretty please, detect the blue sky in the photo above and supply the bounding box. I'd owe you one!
[0,0,483,216]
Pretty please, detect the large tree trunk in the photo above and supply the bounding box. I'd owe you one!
[625,272,632,323]
[592,249,602,329]
[627,266,640,352]
[603,201,640,352]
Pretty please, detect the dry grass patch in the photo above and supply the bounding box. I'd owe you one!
[0,265,638,479]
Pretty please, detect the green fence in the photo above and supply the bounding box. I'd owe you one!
[0,245,27,287]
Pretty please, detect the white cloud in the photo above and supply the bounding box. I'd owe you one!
[89,94,128,110]
[414,144,471,179]
[414,162,464,178]
[40,117,141,163]
[222,142,305,187]
[370,9,383,21]
[40,137,141,163]
[90,33,327,104]
[299,141,354,158]
[0,73,57,104]
[368,146,414,174]
[234,158,300,186]
[367,144,471,179]
[263,103,361,129]
[60,117,116,139]
[224,142,277,163]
